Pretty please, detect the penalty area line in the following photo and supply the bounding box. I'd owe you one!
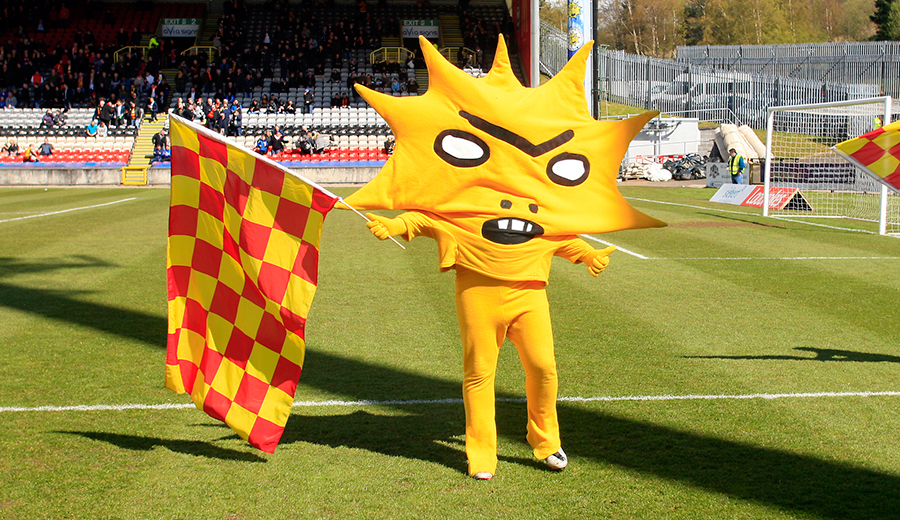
[2,391,899,413]
[0,198,137,224]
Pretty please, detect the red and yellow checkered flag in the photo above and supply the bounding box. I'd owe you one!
[833,120,900,193]
[165,115,338,453]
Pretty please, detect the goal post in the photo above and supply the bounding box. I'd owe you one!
[763,97,899,236]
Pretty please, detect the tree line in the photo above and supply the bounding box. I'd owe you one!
[541,0,879,58]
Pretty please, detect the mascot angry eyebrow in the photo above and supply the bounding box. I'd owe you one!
[344,35,664,480]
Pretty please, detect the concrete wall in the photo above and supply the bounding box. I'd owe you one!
[0,168,123,186]
[0,167,381,186]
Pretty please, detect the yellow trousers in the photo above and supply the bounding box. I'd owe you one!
[454,268,561,476]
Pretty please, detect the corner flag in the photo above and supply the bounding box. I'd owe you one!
[833,120,900,193]
[165,115,338,452]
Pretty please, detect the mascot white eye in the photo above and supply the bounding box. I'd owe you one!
[547,153,590,186]
[434,130,490,167]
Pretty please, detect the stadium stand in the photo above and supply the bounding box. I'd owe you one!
[0,0,514,172]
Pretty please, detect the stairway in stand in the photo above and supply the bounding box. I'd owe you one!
[439,14,464,54]
[126,118,166,171]
[197,17,219,47]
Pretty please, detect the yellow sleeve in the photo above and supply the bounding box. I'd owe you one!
[554,237,597,264]
[396,211,460,271]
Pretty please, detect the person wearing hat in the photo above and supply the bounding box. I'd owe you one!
[728,148,746,185]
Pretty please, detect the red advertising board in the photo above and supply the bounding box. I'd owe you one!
[710,185,812,211]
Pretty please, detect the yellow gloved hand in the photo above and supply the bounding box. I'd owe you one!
[586,246,616,277]
[365,213,407,241]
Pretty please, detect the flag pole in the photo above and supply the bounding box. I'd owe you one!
[167,114,406,250]
[338,198,407,250]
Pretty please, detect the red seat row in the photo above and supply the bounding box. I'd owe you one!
[0,151,131,163]
[268,149,391,162]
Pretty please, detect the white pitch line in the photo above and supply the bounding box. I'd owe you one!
[626,197,756,216]
[582,198,898,260]
[577,233,897,261]
[770,216,881,235]
[659,256,900,260]
[579,234,649,259]
[626,196,898,238]
[2,391,898,413]
[0,198,137,224]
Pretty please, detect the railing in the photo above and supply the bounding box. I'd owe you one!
[539,22,567,78]
[369,47,414,65]
[113,46,149,63]
[181,46,218,63]
[439,47,476,66]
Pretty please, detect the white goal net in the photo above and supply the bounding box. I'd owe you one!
[763,97,900,236]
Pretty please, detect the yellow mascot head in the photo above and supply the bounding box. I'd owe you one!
[344,35,664,241]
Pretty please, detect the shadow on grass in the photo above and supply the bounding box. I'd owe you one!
[697,212,780,228]
[282,349,900,519]
[685,347,900,363]
[0,282,166,347]
[6,259,898,517]
[57,431,266,462]
[0,255,114,278]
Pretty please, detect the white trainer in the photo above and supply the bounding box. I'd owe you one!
[543,448,568,470]
[473,472,493,480]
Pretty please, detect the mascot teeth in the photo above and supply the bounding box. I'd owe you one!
[482,218,545,244]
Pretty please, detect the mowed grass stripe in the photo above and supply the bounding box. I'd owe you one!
[1,186,899,520]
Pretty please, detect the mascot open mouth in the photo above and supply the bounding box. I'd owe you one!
[481,218,545,244]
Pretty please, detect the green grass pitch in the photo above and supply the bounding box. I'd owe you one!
[0,186,898,519]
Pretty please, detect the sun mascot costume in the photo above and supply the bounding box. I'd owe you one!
[344,35,665,480]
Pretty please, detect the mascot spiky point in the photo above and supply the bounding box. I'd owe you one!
[346,35,664,479]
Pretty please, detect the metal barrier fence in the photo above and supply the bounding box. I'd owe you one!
[539,22,568,78]
[539,31,879,129]
[676,42,900,96]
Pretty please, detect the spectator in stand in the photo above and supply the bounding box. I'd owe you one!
[229,100,243,137]
[407,77,419,95]
[384,135,395,155]
[148,97,159,122]
[53,109,69,127]
[22,144,38,162]
[263,130,277,156]
[85,119,99,137]
[131,100,143,127]
[59,4,71,29]
[2,138,19,156]
[40,110,55,128]
[297,128,314,155]
[96,99,112,128]
[38,138,54,156]
[254,133,269,155]
[270,126,285,156]
[304,88,314,114]
[191,101,204,123]
[391,77,403,95]
[152,129,169,161]
[331,92,341,108]
[215,104,229,135]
